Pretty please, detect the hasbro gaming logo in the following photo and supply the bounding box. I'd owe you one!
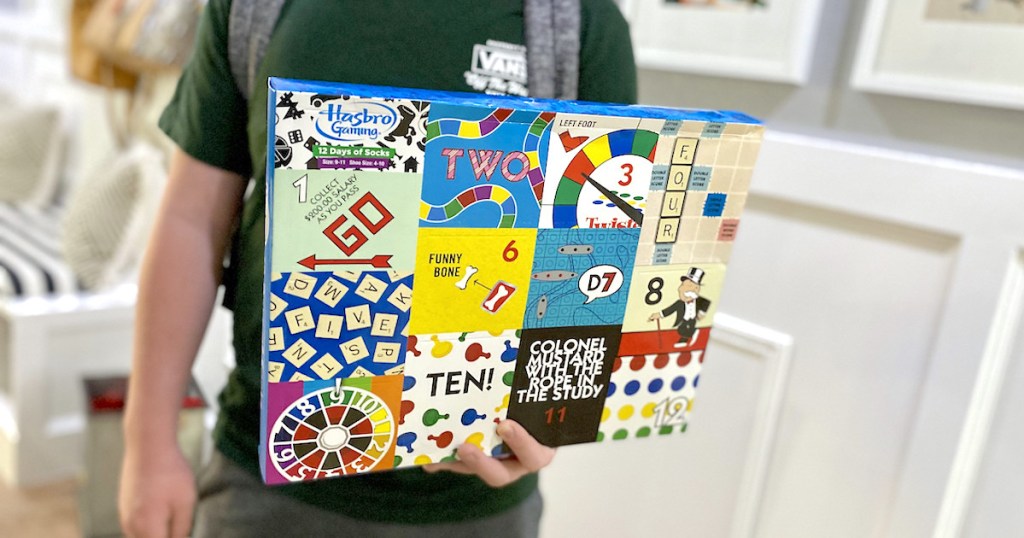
[316,101,397,142]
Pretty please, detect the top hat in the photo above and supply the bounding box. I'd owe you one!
[680,267,705,285]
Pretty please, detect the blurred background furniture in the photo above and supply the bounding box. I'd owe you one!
[0,1,227,490]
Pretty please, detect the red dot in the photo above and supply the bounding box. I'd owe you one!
[612,357,622,372]
[677,353,692,367]
[654,354,670,369]
[630,356,646,371]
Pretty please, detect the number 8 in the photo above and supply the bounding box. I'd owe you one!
[645,277,663,305]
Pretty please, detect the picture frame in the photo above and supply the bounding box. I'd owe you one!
[621,0,825,84]
[851,0,1024,110]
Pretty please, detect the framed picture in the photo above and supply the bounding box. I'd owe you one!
[852,0,1024,110]
[622,0,824,84]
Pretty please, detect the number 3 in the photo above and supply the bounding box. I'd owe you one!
[619,163,633,186]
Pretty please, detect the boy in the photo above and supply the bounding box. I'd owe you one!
[119,1,636,536]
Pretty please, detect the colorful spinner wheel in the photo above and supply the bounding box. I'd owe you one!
[270,386,394,481]
[550,129,659,228]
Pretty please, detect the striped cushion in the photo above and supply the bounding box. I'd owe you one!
[0,203,81,297]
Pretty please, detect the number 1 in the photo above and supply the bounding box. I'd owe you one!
[293,174,308,203]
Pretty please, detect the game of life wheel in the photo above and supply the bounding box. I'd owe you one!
[550,129,659,228]
[270,386,395,481]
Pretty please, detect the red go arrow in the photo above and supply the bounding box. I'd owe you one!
[298,254,393,270]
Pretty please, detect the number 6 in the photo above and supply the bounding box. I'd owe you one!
[502,240,519,262]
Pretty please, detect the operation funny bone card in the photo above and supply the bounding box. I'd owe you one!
[261,78,764,484]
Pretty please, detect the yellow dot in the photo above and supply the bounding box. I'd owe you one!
[618,405,634,421]
[601,407,611,422]
[414,455,433,465]
[687,399,694,412]
[465,432,485,449]
[642,402,656,418]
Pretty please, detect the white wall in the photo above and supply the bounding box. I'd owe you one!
[636,0,1024,170]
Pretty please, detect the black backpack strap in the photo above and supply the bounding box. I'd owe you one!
[524,0,580,100]
[228,0,287,100]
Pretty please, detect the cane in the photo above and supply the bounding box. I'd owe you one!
[656,317,662,349]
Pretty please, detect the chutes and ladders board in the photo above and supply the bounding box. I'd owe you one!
[261,78,764,484]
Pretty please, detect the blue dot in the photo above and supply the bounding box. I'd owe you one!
[403,376,417,391]
[625,380,641,395]
[648,378,664,393]
[671,376,686,391]
[607,382,617,397]
[592,200,603,205]
[694,375,700,388]
[606,202,616,207]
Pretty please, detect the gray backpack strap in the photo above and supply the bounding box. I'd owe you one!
[228,0,287,100]
[524,0,580,100]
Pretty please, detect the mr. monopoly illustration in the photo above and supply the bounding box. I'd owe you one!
[647,267,711,348]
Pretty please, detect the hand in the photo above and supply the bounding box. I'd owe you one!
[648,312,661,321]
[119,442,197,538]
[424,420,556,488]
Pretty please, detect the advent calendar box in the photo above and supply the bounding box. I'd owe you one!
[261,78,763,484]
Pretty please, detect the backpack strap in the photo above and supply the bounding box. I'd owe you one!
[228,0,287,100]
[552,0,581,100]
[524,0,580,100]
[229,0,580,101]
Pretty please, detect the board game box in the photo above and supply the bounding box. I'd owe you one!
[261,77,764,484]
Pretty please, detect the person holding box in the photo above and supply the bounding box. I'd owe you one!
[119,1,637,536]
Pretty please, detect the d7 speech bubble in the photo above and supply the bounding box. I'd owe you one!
[578,265,624,305]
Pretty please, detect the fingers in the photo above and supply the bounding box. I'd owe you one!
[122,505,171,538]
[455,444,523,488]
[496,420,555,472]
[424,420,556,488]
[169,494,196,538]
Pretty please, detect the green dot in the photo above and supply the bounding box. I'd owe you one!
[619,192,629,198]
[681,423,688,434]
[659,425,674,435]
[595,431,605,442]
[441,452,458,463]
[633,196,644,201]
[609,190,618,195]
[393,455,403,467]
[636,427,651,438]
[502,372,515,387]
[613,429,629,440]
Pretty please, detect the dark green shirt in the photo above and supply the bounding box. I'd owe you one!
[160,0,636,524]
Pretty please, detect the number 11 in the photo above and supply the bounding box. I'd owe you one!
[545,406,567,424]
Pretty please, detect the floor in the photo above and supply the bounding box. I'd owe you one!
[0,479,82,538]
